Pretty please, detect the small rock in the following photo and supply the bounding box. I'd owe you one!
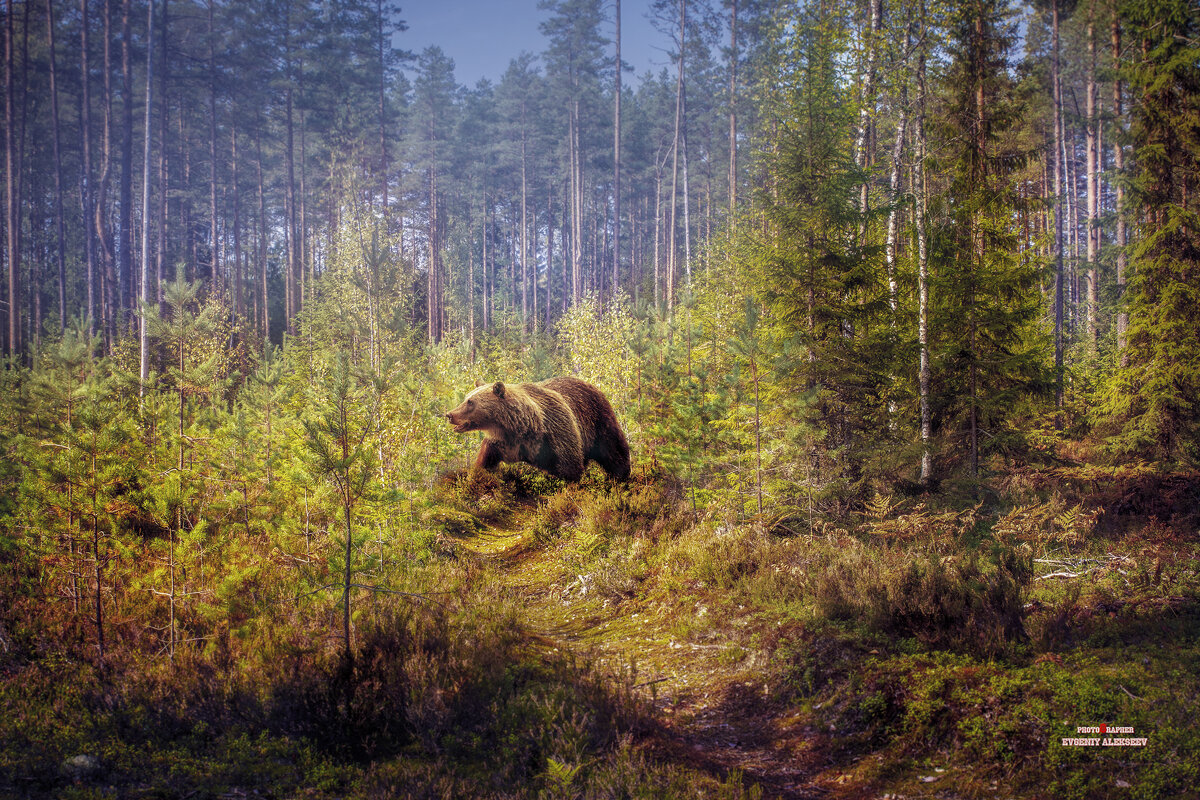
[1116,779,1132,788]
[61,754,101,781]
[919,775,939,783]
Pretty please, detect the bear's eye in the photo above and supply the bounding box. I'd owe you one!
[466,400,474,408]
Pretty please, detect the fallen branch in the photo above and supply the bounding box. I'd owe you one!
[1036,568,1101,580]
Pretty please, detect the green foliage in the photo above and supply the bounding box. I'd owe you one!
[817,545,1032,657]
[301,349,393,652]
[926,0,1053,474]
[1090,0,1200,466]
[557,293,640,415]
[297,222,414,364]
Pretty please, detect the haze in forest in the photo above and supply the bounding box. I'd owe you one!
[401,0,667,85]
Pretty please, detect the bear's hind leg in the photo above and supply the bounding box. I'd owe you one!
[590,430,631,480]
[542,438,584,482]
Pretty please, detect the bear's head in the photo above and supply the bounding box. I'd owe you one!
[446,382,508,434]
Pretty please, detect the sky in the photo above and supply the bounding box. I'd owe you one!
[396,0,673,87]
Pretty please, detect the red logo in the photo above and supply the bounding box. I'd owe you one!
[1100,724,1108,735]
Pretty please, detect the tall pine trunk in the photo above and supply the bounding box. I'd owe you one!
[207,0,219,297]
[1111,13,1127,364]
[1085,1,1098,349]
[1051,0,1065,417]
[156,0,168,304]
[139,0,155,393]
[545,184,553,329]
[855,0,882,223]
[80,0,96,334]
[377,0,389,214]
[521,120,528,328]
[969,7,985,478]
[653,157,663,311]
[468,206,476,355]
[728,0,737,215]
[5,0,20,355]
[482,200,490,330]
[559,178,568,311]
[231,123,242,322]
[99,0,114,345]
[613,0,621,303]
[667,0,684,310]
[885,91,907,317]
[570,101,582,305]
[916,28,931,483]
[681,93,691,286]
[299,102,308,311]
[47,0,68,330]
[532,204,538,333]
[285,83,297,326]
[255,121,268,340]
[119,0,133,330]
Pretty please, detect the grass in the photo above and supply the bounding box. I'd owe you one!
[3,465,1199,798]
[511,469,1200,797]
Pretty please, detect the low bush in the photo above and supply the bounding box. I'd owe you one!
[816,544,1031,657]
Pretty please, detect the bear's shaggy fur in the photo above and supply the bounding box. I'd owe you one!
[446,377,630,481]
[541,376,631,480]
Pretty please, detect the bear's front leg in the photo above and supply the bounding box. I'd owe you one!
[475,438,506,472]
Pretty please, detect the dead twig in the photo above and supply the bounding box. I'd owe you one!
[1036,569,1102,580]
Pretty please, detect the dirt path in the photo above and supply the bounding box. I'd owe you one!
[460,523,834,799]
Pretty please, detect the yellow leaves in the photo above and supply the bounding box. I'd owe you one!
[557,294,639,406]
[863,491,903,522]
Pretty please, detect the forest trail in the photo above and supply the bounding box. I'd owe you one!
[458,514,834,800]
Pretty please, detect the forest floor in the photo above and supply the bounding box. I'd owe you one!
[4,467,1198,799]
[441,467,1200,800]
[460,504,836,799]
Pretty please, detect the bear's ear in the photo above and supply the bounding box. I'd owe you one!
[492,381,506,398]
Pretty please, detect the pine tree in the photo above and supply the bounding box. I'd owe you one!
[406,47,460,344]
[539,0,608,307]
[302,349,385,659]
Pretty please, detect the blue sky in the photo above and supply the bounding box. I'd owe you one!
[396,0,672,87]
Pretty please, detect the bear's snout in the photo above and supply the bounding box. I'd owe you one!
[446,408,472,433]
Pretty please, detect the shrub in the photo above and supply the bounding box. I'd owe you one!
[816,544,1031,657]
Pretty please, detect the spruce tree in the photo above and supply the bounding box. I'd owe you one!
[931,0,1050,476]
[1097,0,1200,464]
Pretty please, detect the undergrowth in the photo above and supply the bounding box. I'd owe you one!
[4,466,1198,798]
[529,468,1200,798]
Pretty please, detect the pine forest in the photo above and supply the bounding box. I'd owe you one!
[1,0,1199,796]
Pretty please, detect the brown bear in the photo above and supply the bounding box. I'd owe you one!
[446,376,631,481]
